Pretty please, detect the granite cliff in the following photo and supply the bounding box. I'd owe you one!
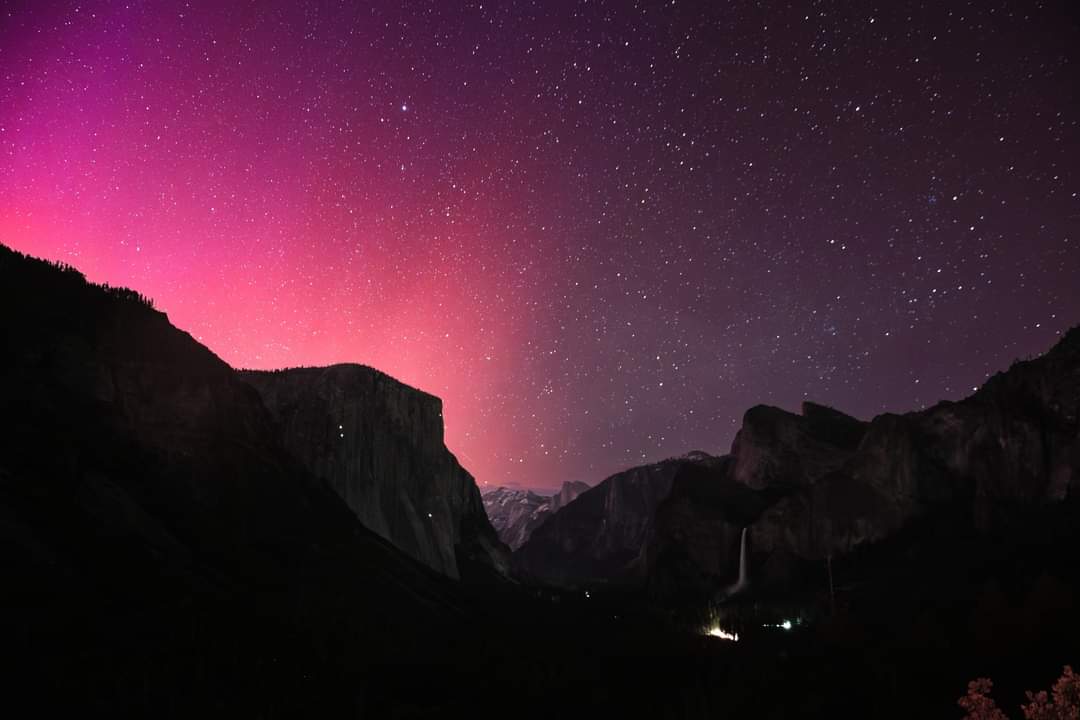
[241,366,509,579]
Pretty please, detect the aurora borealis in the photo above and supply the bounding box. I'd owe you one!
[2,0,1078,489]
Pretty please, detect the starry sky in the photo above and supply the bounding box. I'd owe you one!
[2,1,1078,491]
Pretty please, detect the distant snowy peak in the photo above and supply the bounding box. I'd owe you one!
[483,481,590,550]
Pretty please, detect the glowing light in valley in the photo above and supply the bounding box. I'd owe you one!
[706,627,739,642]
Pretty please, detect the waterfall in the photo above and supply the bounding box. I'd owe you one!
[736,526,748,590]
[722,527,749,599]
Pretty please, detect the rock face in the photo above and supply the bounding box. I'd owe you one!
[517,330,1080,599]
[241,367,509,579]
[513,452,721,585]
[730,402,867,492]
[646,459,767,599]
[483,480,590,550]
[550,480,591,513]
[721,402,888,578]
[747,331,1080,575]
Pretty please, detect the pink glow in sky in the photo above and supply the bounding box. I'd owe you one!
[0,1,548,487]
[3,0,1078,490]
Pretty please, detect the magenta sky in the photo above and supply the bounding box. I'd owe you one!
[2,1,1078,490]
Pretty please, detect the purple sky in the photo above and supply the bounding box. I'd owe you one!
[2,0,1078,490]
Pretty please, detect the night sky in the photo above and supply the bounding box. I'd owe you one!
[2,1,1078,491]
